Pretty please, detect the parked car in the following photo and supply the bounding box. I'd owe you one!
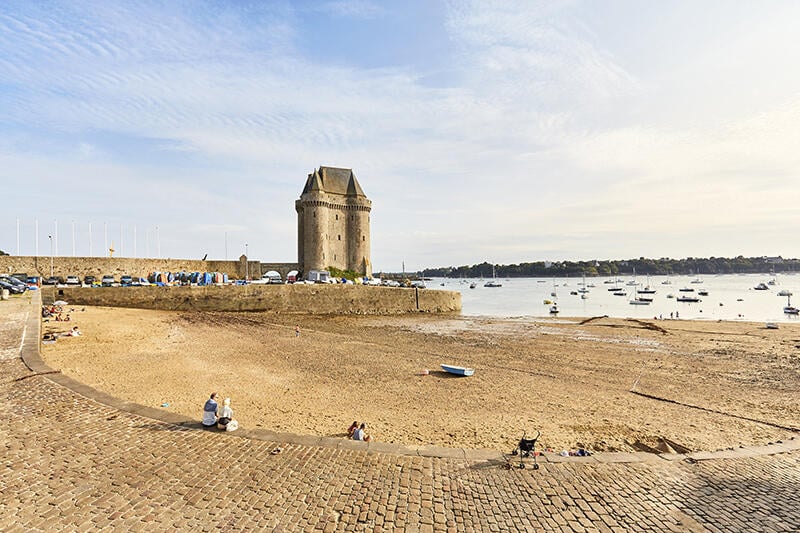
[120,275,133,286]
[65,275,81,286]
[101,275,116,287]
[83,275,96,286]
[26,276,41,287]
[43,276,65,285]
[130,277,150,286]
[306,270,331,283]
[0,279,25,294]
[11,273,28,282]
[1,275,27,291]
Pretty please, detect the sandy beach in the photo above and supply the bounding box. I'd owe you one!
[41,307,800,453]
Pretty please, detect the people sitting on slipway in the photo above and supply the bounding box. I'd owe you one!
[353,422,371,442]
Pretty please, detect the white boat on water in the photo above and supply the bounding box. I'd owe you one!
[629,298,650,305]
[577,273,589,294]
[768,269,777,285]
[778,289,792,296]
[754,283,769,290]
[484,265,502,287]
[784,295,799,315]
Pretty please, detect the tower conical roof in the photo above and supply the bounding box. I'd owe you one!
[302,166,366,197]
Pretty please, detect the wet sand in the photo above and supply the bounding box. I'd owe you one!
[42,307,800,452]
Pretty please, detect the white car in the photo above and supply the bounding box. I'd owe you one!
[65,276,81,286]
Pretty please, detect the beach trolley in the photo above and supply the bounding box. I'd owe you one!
[509,430,541,469]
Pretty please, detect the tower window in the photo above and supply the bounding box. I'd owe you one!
[335,214,338,220]
[338,235,341,241]
[362,236,365,241]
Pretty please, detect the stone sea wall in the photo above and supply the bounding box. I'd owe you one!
[0,256,297,280]
[42,284,461,315]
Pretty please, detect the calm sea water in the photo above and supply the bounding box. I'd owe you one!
[428,273,800,323]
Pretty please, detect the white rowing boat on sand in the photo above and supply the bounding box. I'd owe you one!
[440,364,474,377]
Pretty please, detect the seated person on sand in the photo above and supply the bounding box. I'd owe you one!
[64,326,80,337]
[202,392,218,428]
[216,398,238,431]
[347,421,359,438]
[352,422,371,442]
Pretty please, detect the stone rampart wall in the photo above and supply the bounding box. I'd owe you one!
[0,256,298,280]
[41,284,461,315]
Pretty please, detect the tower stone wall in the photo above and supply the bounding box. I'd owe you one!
[295,166,372,277]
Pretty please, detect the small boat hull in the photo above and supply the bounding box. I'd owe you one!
[441,364,475,376]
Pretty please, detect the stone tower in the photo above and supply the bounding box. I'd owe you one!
[296,166,372,277]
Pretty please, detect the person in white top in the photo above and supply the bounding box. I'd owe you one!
[217,398,238,431]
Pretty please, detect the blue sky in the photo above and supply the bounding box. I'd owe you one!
[1,1,799,271]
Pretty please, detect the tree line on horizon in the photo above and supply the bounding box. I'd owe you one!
[420,256,799,278]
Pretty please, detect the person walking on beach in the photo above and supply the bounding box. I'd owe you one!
[202,392,218,428]
[295,325,300,337]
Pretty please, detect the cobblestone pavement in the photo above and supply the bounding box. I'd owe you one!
[2,294,799,532]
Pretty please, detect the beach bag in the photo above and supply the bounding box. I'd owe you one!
[226,420,239,432]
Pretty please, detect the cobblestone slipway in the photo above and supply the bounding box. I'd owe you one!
[1,294,798,532]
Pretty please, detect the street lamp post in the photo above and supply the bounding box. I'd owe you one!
[48,235,53,277]
[245,243,249,281]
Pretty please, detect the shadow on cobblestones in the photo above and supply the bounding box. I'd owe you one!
[132,421,203,433]
[678,458,800,531]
